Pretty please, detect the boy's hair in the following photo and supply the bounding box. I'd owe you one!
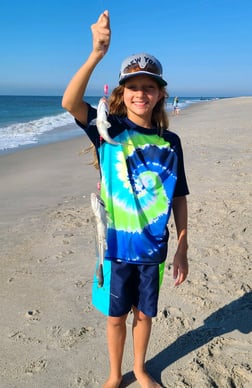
[88,83,169,169]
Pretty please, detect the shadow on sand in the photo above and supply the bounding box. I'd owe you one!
[121,291,252,387]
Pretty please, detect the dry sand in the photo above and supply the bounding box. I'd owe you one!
[0,97,251,388]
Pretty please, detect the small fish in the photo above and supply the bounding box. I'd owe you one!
[93,97,120,145]
[91,192,107,287]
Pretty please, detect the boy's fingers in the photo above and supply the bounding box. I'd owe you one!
[98,10,110,26]
[174,272,187,286]
[173,262,188,286]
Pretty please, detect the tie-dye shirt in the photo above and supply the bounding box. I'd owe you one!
[76,104,189,264]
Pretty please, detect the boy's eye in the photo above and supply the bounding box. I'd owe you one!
[126,85,155,91]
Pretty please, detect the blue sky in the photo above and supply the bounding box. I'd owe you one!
[0,0,251,97]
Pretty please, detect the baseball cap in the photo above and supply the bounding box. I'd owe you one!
[119,53,167,86]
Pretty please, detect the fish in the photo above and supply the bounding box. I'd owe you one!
[91,192,108,287]
[93,97,120,145]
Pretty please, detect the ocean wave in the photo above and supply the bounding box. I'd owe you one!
[0,112,73,151]
[0,97,218,152]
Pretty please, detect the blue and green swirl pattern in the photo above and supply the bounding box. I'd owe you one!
[99,130,177,264]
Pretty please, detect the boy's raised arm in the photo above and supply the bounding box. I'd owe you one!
[62,10,111,125]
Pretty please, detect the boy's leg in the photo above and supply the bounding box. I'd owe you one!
[132,307,151,370]
[132,308,161,387]
[103,314,128,388]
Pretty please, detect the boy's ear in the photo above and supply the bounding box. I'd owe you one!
[158,90,165,101]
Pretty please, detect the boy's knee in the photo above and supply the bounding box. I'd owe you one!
[133,308,151,322]
[108,314,128,327]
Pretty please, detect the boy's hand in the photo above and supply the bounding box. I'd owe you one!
[173,251,188,286]
[91,10,111,58]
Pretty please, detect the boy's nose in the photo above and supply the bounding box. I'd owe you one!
[135,88,146,95]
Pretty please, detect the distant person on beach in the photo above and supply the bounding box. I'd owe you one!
[62,10,189,388]
[173,96,180,115]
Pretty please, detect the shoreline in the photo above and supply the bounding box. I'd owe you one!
[0,123,83,156]
[0,96,230,157]
[0,97,251,387]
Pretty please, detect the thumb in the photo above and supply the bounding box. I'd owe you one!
[173,264,178,281]
[98,10,110,25]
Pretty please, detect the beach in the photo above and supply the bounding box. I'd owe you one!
[0,97,251,387]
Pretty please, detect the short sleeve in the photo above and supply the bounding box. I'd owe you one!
[163,131,189,197]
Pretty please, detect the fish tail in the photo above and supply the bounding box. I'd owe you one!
[97,263,104,287]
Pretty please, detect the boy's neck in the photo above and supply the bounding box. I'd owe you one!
[127,113,152,129]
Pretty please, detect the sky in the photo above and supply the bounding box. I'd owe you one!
[0,0,252,97]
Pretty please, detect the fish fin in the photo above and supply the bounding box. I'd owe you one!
[90,118,97,126]
[104,121,111,129]
[94,119,111,129]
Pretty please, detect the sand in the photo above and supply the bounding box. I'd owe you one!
[0,97,251,388]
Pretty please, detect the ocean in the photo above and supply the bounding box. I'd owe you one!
[0,95,217,155]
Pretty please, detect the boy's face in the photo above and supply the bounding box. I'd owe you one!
[123,75,163,127]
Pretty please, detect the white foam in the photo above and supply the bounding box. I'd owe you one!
[0,112,73,150]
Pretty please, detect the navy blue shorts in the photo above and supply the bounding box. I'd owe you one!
[92,260,165,317]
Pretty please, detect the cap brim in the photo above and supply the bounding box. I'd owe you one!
[119,71,167,86]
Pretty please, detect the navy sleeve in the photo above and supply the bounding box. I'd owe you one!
[75,103,100,145]
[163,130,189,197]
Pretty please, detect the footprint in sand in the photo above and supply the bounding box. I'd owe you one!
[7,269,33,283]
[71,373,99,387]
[51,249,75,262]
[25,358,47,375]
[190,337,252,387]
[48,325,95,350]
[154,306,192,331]
[231,363,252,387]
[8,330,41,344]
